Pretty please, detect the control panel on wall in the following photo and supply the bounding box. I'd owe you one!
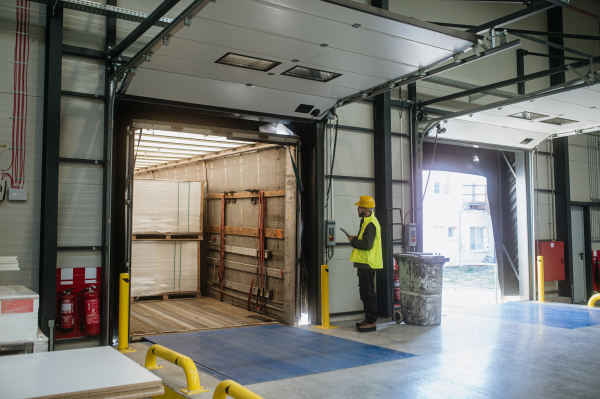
[326,220,336,246]
[405,223,417,251]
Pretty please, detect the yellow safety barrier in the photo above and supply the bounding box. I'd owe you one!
[145,344,209,395]
[118,273,136,353]
[213,380,264,399]
[537,256,545,303]
[589,293,600,307]
[315,264,337,330]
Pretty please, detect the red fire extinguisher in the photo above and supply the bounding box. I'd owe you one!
[393,259,401,303]
[78,285,100,336]
[56,288,76,333]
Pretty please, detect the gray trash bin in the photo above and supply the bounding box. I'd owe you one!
[394,253,448,326]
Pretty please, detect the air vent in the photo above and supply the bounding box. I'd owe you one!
[539,117,578,126]
[215,52,281,72]
[295,104,314,114]
[509,111,549,120]
[520,138,534,145]
[282,66,342,82]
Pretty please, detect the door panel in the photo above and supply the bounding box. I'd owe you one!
[571,206,587,302]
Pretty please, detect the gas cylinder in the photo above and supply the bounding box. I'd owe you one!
[79,285,100,336]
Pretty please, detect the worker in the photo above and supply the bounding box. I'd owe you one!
[348,195,383,332]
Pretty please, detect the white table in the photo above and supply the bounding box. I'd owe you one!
[0,346,164,399]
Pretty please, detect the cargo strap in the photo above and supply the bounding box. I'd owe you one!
[219,193,226,300]
[248,191,267,311]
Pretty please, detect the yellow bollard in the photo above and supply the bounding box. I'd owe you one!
[213,380,264,399]
[588,293,600,307]
[145,344,209,395]
[315,265,337,330]
[118,273,136,353]
[537,256,545,303]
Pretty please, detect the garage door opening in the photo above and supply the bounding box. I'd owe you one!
[124,121,299,336]
[422,171,499,310]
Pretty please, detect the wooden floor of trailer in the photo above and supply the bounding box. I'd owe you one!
[129,297,278,337]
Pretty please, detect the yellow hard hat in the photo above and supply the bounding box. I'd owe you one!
[355,195,375,208]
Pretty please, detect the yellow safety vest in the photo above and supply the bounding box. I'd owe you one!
[350,214,383,269]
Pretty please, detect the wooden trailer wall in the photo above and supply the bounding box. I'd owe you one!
[136,145,297,324]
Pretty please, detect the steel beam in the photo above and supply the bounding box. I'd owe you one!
[466,1,560,35]
[102,0,117,347]
[512,32,596,59]
[63,44,105,60]
[109,0,181,60]
[524,51,585,62]
[337,39,520,108]
[431,22,600,41]
[548,7,566,87]
[419,56,599,107]
[111,0,212,95]
[517,49,526,94]
[29,0,174,27]
[419,76,592,126]
[39,5,63,343]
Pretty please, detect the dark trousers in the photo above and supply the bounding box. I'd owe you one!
[357,268,377,323]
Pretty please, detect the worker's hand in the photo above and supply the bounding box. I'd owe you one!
[348,235,356,242]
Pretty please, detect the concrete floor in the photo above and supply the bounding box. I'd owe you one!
[124,302,600,399]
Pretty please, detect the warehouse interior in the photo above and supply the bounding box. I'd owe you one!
[1,0,600,398]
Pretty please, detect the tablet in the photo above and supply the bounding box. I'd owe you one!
[340,227,352,237]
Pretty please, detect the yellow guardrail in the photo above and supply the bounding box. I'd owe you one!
[537,256,545,303]
[118,273,136,353]
[315,264,337,330]
[589,293,600,307]
[213,380,264,399]
[145,344,209,395]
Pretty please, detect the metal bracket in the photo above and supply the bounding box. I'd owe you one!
[162,35,171,46]
[184,17,192,27]
[566,65,594,85]
[144,54,152,62]
[224,191,236,204]
[247,189,260,205]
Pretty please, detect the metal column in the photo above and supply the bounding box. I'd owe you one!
[517,49,526,95]
[39,6,63,341]
[547,7,566,87]
[102,0,117,346]
[408,83,423,252]
[372,0,393,319]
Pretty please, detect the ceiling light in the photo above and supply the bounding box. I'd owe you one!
[282,66,342,82]
[352,23,361,28]
[295,104,314,114]
[539,117,578,126]
[215,52,281,72]
[509,111,549,120]
[520,138,534,145]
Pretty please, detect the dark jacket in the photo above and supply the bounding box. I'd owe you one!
[350,217,376,269]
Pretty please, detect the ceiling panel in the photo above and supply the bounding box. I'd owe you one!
[128,68,336,117]
[126,0,477,118]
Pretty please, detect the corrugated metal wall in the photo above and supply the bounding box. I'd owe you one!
[0,2,45,289]
[327,93,412,314]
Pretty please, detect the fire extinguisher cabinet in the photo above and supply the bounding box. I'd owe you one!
[394,253,449,326]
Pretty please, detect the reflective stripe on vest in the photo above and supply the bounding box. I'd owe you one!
[349,214,383,269]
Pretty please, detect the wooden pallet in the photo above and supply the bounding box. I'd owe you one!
[131,291,201,303]
[132,232,203,241]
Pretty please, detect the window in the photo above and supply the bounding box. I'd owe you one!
[470,227,486,250]
[434,182,440,194]
[215,52,281,72]
[448,227,456,238]
[281,66,342,82]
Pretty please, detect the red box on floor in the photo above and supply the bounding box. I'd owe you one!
[536,241,565,281]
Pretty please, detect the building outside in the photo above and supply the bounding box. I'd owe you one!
[422,171,496,267]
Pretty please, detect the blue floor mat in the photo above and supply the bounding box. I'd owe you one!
[144,325,415,385]
[461,302,600,329]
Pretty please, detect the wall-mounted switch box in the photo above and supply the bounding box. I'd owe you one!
[325,220,336,246]
[0,181,5,201]
[8,188,27,201]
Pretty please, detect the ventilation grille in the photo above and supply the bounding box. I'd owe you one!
[539,117,579,126]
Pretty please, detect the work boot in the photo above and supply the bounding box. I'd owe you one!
[357,322,376,332]
[355,319,367,327]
